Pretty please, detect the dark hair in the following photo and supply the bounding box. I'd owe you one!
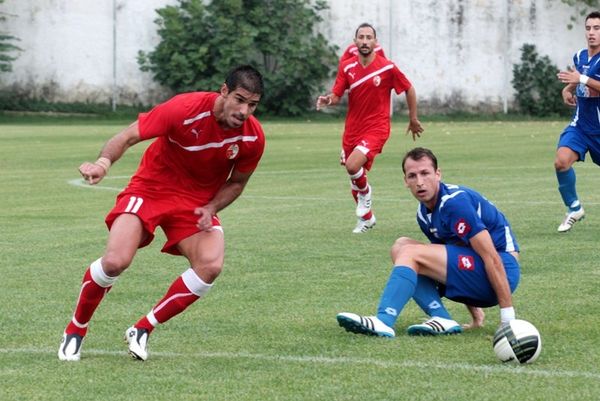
[355,23,377,38]
[225,65,264,96]
[402,147,438,173]
[586,11,600,21]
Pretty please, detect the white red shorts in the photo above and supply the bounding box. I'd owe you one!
[105,189,221,255]
[341,133,389,170]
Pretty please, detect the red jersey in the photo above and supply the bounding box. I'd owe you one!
[332,54,412,145]
[339,44,386,63]
[131,92,265,204]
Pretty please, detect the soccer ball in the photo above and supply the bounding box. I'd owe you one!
[492,319,542,364]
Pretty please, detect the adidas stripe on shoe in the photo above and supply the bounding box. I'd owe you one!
[336,312,395,337]
[407,317,462,336]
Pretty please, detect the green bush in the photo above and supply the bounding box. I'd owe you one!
[0,91,146,119]
[0,0,21,72]
[511,44,570,117]
[138,0,338,117]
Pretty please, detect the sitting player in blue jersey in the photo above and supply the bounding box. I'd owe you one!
[336,147,521,337]
[554,11,600,232]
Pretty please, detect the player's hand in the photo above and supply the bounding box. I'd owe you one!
[562,90,577,107]
[406,118,424,141]
[194,205,217,232]
[557,66,581,84]
[316,95,332,111]
[462,307,485,330]
[79,162,107,185]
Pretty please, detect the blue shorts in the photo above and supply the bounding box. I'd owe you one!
[441,245,520,308]
[558,125,600,165]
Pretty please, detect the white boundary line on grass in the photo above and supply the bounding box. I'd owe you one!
[2,347,600,380]
[67,177,600,205]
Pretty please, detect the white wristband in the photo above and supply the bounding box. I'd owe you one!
[580,75,590,85]
[500,307,515,323]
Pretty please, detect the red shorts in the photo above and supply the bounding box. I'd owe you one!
[341,133,389,171]
[105,189,221,255]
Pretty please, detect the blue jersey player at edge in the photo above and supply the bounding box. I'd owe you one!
[555,11,600,232]
[336,147,521,337]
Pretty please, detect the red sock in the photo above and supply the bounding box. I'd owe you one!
[350,168,368,193]
[135,275,200,333]
[65,267,111,337]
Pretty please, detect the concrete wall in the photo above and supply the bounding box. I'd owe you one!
[0,0,177,105]
[0,0,588,111]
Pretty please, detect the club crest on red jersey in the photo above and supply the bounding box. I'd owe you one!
[454,218,471,237]
[226,144,239,159]
[458,255,475,271]
[373,75,381,87]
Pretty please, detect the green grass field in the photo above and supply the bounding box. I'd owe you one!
[1,117,600,400]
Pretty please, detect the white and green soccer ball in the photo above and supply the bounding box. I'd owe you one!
[493,319,542,364]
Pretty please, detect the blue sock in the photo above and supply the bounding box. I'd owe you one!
[376,266,417,328]
[557,168,581,211]
[412,275,452,319]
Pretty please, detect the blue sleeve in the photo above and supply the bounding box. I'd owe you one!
[443,196,487,245]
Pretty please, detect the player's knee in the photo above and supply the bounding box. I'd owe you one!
[192,262,223,284]
[101,252,133,276]
[391,237,417,260]
[345,163,361,175]
[554,157,570,171]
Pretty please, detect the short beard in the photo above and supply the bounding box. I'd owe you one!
[358,47,373,56]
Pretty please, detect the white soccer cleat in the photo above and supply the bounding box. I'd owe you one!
[352,215,376,233]
[406,317,463,336]
[356,185,373,217]
[58,332,83,361]
[557,207,585,232]
[125,326,149,361]
[336,312,395,337]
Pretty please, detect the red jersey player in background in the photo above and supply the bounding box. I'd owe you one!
[317,23,424,233]
[339,42,386,63]
[58,65,265,362]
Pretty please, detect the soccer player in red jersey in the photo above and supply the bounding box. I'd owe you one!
[58,65,265,361]
[317,23,424,233]
[339,42,386,63]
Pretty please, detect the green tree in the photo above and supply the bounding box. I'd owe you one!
[0,0,20,72]
[138,0,338,116]
[557,0,600,29]
[560,0,599,6]
[512,44,569,117]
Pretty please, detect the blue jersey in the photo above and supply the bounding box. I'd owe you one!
[416,183,519,253]
[570,48,600,134]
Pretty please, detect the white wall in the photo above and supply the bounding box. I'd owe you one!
[0,0,177,105]
[0,0,589,111]
[320,0,585,112]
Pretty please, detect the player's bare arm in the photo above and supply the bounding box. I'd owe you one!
[316,93,340,111]
[469,230,514,321]
[195,169,253,231]
[404,86,424,140]
[79,121,142,185]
